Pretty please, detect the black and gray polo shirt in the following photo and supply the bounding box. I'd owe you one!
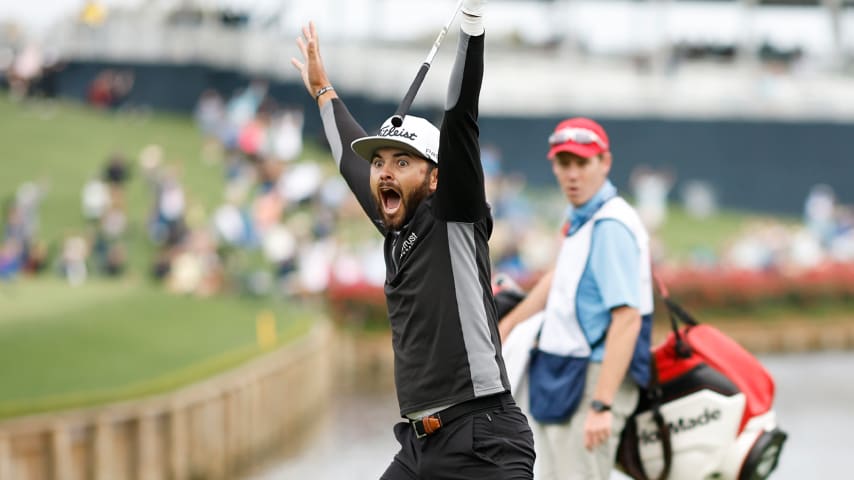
[318,32,510,416]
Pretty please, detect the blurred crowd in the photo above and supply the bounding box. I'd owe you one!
[717,184,854,274]
[0,40,65,102]
[3,77,854,300]
[0,36,134,110]
[0,74,547,297]
[130,80,353,298]
[0,181,50,279]
[1,78,385,298]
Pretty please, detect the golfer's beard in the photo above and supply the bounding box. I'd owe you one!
[377,175,432,231]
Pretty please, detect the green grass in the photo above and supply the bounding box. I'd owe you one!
[0,95,330,419]
[0,277,316,419]
[657,207,798,263]
[524,186,793,263]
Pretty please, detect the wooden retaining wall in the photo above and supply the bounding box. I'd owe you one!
[651,318,854,353]
[1,315,851,480]
[0,322,337,480]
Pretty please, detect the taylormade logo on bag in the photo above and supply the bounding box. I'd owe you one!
[639,408,722,445]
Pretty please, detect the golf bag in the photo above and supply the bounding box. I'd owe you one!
[491,275,787,480]
[615,293,787,480]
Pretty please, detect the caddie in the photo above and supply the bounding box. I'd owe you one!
[499,117,653,480]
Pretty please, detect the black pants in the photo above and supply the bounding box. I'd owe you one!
[381,394,535,479]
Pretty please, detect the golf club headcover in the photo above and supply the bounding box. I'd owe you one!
[461,0,485,36]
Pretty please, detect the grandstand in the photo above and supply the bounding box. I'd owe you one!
[3,0,854,213]
[19,0,854,119]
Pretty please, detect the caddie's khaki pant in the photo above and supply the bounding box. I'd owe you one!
[527,362,639,480]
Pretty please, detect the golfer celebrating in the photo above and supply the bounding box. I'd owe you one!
[291,2,535,479]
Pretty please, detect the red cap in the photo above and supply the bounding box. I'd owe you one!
[547,117,610,160]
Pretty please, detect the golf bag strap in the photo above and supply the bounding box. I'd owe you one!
[648,273,677,478]
[617,354,672,480]
[656,270,697,358]
[647,355,672,480]
[626,355,672,480]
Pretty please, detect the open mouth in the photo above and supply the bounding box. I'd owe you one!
[379,186,402,214]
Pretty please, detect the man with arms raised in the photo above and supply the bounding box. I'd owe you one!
[291,2,535,478]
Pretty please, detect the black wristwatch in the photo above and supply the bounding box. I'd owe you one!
[590,399,612,413]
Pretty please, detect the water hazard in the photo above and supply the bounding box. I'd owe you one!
[251,351,854,479]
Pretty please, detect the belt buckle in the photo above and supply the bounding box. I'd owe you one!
[412,415,442,439]
[412,420,427,439]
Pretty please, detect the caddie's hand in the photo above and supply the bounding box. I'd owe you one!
[583,410,613,451]
[291,22,333,101]
[498,320,514,344]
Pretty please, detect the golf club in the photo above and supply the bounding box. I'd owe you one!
[390,0,466,127]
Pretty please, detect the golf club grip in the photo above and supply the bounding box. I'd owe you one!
[391,62,430,127]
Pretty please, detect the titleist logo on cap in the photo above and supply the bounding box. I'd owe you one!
[379,126,418,140]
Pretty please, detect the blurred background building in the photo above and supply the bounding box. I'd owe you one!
[5,0,854,117]
[2,0,854,215]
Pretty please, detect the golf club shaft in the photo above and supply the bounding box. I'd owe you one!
[391,0,465,127]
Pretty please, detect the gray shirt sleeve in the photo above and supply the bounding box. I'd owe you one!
[320,99,384,233]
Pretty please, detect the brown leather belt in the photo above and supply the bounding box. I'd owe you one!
[410,393,513,439]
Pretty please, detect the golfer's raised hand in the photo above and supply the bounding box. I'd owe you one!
[291,22,335,103]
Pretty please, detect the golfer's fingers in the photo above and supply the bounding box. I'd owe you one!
[307,22,321,58]
[296,36,308,58]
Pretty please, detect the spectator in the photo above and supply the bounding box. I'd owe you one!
[270,107,305,163]
[103,152,130,209]
[630,164,674,233]
[58,234,89,286]
[0,238,24,279]
[194,88,227,163]
[166,230,224,296]
[81,177,110,222]
[22,239,51,275]
[8,43,42,100]
[87,69,134,109]
[680,179,718,219]
[804,183,835,248]
[147,165,187,246]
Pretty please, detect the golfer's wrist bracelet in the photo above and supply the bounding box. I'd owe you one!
[315,85,334,100]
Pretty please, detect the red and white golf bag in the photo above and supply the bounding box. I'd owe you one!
[616,291,787,480]
[492,274,787,479]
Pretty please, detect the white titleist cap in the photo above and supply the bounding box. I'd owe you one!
[351,115,439,164]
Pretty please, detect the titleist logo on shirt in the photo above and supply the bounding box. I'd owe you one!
[400,232,418,259]
[379,126,418,140]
